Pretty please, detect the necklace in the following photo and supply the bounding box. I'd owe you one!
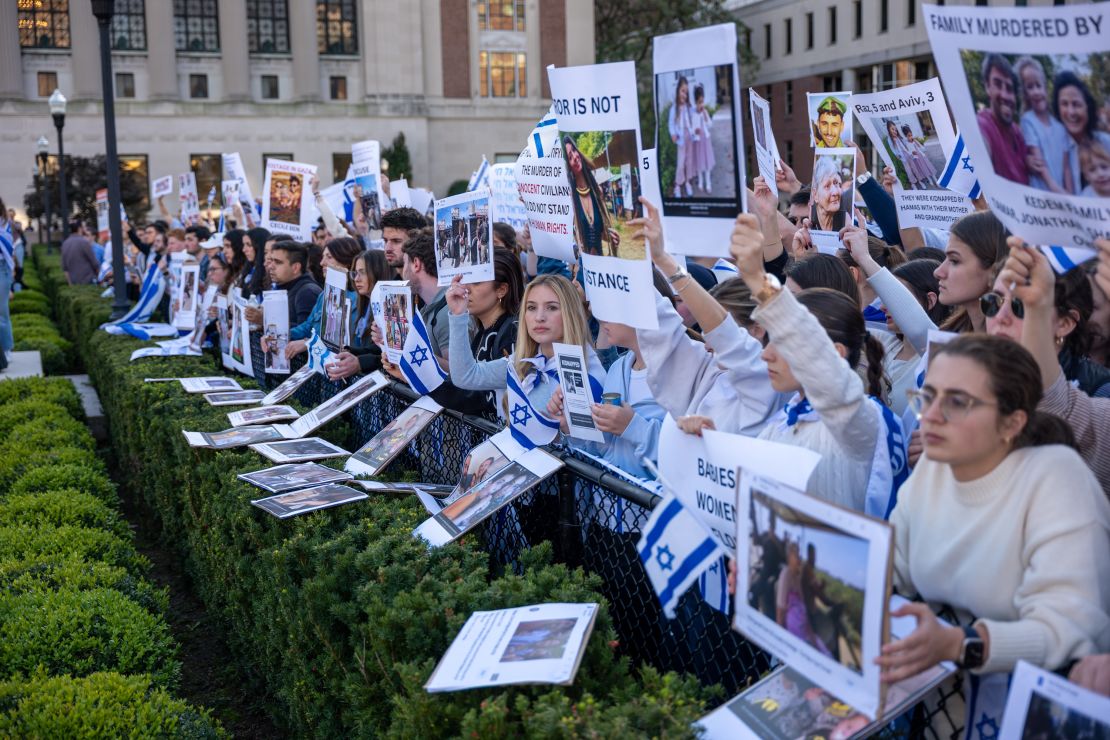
[576,186,590,195]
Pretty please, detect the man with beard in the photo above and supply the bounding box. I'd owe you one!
[976,53,1030,185]
[380,207,426,278]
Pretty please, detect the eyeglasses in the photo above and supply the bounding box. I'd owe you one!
[905,388,997,422]
[349,269,367,279]
[979,292,1024,319]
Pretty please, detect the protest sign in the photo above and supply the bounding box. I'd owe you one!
[370,280,411,364]
[260,364,315,406]
[320,267,350,349]
[425,603,598,692]
[188,284,218,353]
[346,396,443,476]
[351,140,384,230]
[238,462,351,493]
[178,172,200,221]
[808,91,853,148]
[809,147,857,252]
[389,178,412,209]
[229,295,253,376]
[262,290,290,374]
[733,465,892,720]
[433,190,494,286]
[262,159,316,240]
[221,152,256,207]
[514,156,576,263]
[251,484,366,518]
[924,3,1110,249]
[749,89,779,197]
[217,294,232,369]
[410,187,434,217]
[172,263,200,330]
[488,163,528,232]
[180,376,241,393]
[552,342,604,443]
[548,61,657,330]
[249,438,351,463]
[152,175,173,200]
[96,188,109,241]
[204,390,266,406]
[183,425,284,450]
[998,661,1110,740]
[652,23,746,254]
[228,405,299,427]
[851,78,973,230]
[221,179,240,211]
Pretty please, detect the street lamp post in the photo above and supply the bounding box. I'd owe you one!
[36,136,52,251]
[90,0,130,319]
[48,90,68,231]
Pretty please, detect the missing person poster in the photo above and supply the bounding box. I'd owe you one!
[924,3,1110,249]
[652,23,746,254]
[345,396,443,476]
[173,263,200,330]
[809,147,857,252]
[187,284,218,353]
[425,603,598,692]
[95,188,109,242]
[180,376,241,393]
[222,152,256,208]
[260,364,315,405]
[238,462,352,493]
[749,89,779,198]
[351,140,385,231]
[262,290,290,374]
[152,175,173,200]
[552,342,604,443]
[808,92,854,148]
[262,159,317,241]
[178,172,200,221]
[217,294,232,369]
[489,163,528,232]
[734,466,893,720]
[548,61,658,330]
[514,156,577,263]
[271,371,390,440]
[434,190,495,286]
[221,179,240,211]
[998,660,1110,740]
[183,424,284,450]
[320,267,350,350]
[370,280,411,364]
[204,390,266,406]
[228,405,299,427]
[251,483,366,519]
[229,295,253,376]
[851,78,974,230]
[249,437,351,464]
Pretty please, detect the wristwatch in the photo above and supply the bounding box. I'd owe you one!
[856,171,873,187]
[957,625,985,670]
[754,272,782,304]
[666,265,690,285]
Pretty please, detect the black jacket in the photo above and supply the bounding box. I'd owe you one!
[429,313,517,417]
[277,273,322,326]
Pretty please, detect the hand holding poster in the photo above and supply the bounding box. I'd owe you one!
[749,89,779,198]
[924,3,1110,248]
[262,159,317,241]
[552,342,604,443]
[221,152,256,208]
[548,61,657,330]
[370,280,411,364]
[178,172,200,221]
[351,140,384,230]
[809,148,857,252]
[172,262,200,330]
[320,267,350,349]
[808,92,854,148]
[851,78,973,230]
[433,190,494,286]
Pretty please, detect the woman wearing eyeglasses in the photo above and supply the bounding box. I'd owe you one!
[879,333,1110,727]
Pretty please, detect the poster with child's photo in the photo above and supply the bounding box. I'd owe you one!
[808,92,853,148]
[434,190,495,286]
[924,3,1110,249]
[808,148,857,252]
[371,280,411,364]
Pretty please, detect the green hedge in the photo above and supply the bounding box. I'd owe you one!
[10,259,77,374]
[44,252,714,738]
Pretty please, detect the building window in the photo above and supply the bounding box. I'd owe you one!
[332,153,352,183]
[880,0,889,32]
[785,140,794,168]
[785,80,793,115]
[329,75,347,100]
[478,0,524,31]
[36,71,58,98]
[247,0,289,53]
[823,74,843,93]
[115,72,135,98]
[120,154,149,213]
[189,155,220,209]
[828,6,837,45]
[879,63,896,91]
[805,12,814,49]
[111,0,146,50]
[763,23,771,59]
[317,0,357,55]
[854,0,863,38]
[261,74,280,99]
[907,0,917,26]
[189,73,209,99]
[18,0,70,48]
[914,61,931,81]
[174,0,219,52]
[784,18,792,55]
[976,0,987,5]
[479,51,526,98]
[744,28,752,51]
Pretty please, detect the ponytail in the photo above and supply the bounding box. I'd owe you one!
[863,332,890,402]
[1013,411,1077,451]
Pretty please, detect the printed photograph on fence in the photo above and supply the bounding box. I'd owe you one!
[262,290,290,374]
[180,376,241,393]
[280,371,390,439]
[260,364,315,406]
[514,156,577,263]
[262,159,316,240]
[371,280,412,364]
[548,61,657,330]
[924,3,1110,248]
[204,390,266,406]
[320,267,350,350]
[425,602,598,692]
[808,92,854,148]
[808,148,857,252]
[250,437,351,464]
[251,484,367,519]
[652,22,745,251]
[749,88,779,197]
[415,449,562,547]
[734,469,893,719]
[183,424,283,450]
[227,405,299,427]
[851,78,974,230]
[345,396,442,476]
[434,190,495,286]
[238,462,353,494]
[999,660,1110,740]
[446,433,513,501]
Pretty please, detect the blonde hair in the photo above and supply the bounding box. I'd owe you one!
[1079,140,1110,177]
[512,274,592,381]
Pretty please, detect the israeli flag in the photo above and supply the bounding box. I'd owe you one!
[0,221,14,271]
[1042,245,1097,274]
[505,362,561,449]
[525,105,560,158]
[398,309,447,395]
[97,255,112,283]
[101,259,165,327]
[711,258,738,283]
[103,322,182,341]
[306,328,334,375]
[466,156,490,192]
[698,555,731,615]
[638,493,726,619]
[938,132,982,200]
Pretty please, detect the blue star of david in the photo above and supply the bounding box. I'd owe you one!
[655,545,675,571]
[510,402,532,426]
[961,155,974,172]
[975,713,999,740]
[408,346,428,367]
[708,560,719,573]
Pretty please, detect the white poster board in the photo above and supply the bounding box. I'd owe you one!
[173,263,200,330]
[152,175,173,200]
[221,152,256,208]
[261,159,317,241]
[488,162,528,232]
[178,172,200,221]
[262,289,290,374]
[749,89,779,197]
[514,156,577,263]
[552,342,604,443]
[370,280,412,364]
[433,190,495,286]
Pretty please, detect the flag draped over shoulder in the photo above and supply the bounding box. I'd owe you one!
[101,260,165,327]
[638,493,726,619]
[398,309,447,395]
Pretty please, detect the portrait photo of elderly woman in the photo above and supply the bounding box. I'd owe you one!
[809,152,855,234]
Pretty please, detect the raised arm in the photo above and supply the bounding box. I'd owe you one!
[445,279,507,391]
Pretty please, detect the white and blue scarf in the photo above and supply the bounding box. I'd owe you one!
[505,348,604,449]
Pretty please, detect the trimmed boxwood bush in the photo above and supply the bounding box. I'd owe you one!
[9,291,50,316]
[0,444,101,494]
[0,376,82,417]
[0,523,146,575]
[0,671,225,739]
[0,489,130,540]
[9,463,116,505]
[0,554,167,614]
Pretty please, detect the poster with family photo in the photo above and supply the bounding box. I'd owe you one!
[227,405,299,427]
[734,469,893,720]
[183,424,284,450]
[229,295,253,376]
[260,364,315,406]
[251,484,366,519]
[425,603,598,692]
[270,371,390,441]
[351,140,384,231]
[808,92,854,149]
[749,88,779,197]
[808,148,857,252]
[249,437,351,464]
[998,660,1110,740]
[433,190,495,286]
[262,159,316,241]
[345,396,442,476]
[414,448,563,547]
[204,390,266,406]
[180,376,241,393]
[238,462,352,494]
[262,290,290,374]
[221,179,240,210]
[548,61,657,331]
[652,23,746,252]
[924,3,1110,249]
[851,78,974,230]
[444,429,518,503]
[320,267,350,350]
[178,172,200,221]
[172,263,200,330]
[371,281,411,364]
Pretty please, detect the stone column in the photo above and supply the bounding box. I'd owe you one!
[288,0,319,101]
[145,0,178,100]
[219,0,250,101]
[0,0,22,98]
[69,0,100,99]
[841,67,857,93]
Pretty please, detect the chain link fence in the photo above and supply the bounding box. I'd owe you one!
[236,331,966,735]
